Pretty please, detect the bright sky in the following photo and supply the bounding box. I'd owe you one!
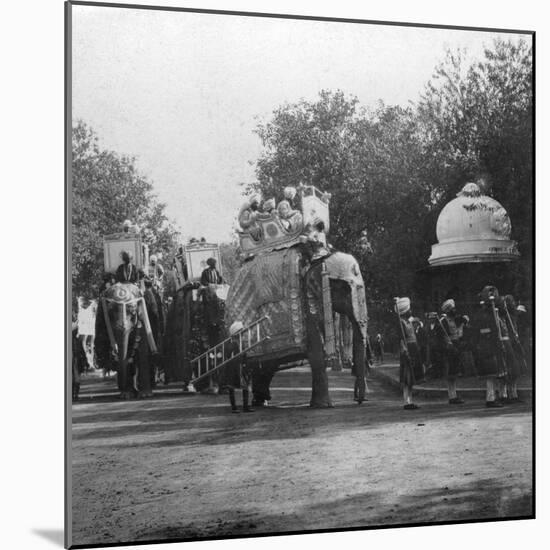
[71,5,527,243]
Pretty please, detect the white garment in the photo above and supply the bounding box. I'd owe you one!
[77,300,97,336]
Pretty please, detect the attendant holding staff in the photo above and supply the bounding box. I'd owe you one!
[395,297,422,410]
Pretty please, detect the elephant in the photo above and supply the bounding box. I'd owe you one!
[162,281,226,391]
[94,283,158,399]
[225,243,368,408]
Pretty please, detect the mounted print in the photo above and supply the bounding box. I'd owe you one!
[66,1,534,548]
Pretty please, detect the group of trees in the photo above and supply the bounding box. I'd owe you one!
[72,120,179,300]
[72,38,532,340]
[251,38,533,330]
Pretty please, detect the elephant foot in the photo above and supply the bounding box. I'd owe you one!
[138,391,154,399]
[119,391,133,400]
[309,399,334,408]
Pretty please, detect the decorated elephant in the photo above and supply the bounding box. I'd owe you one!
[162,281,227,391]
[95,283,158,399]
[225,243,368,408]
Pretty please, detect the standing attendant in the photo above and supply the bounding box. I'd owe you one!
[148,254,165,290]
[440,299,467,405]
[219,321,254,413]
[499,295,525,402]
[200,257,223,285]
[373,333,384,364]
[395,297,422,410]
[173,246,188,289]
[471,285,508,407]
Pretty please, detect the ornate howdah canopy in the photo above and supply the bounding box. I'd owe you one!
[238,184,332,257]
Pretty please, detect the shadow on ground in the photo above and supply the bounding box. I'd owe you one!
[72,374,531,450]
[138,477,533,541]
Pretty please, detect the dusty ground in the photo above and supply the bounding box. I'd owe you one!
[70,369,533,547]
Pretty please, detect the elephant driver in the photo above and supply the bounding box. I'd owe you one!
[115,250,142,284]
[200,257,223,285]
[219,321,254,413]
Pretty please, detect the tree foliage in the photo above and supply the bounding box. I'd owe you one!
[417,39,533,271]
[72,120,179,298]
[251,39,532,328]
[252,92,432,303]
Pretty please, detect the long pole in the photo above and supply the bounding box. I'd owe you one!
[436,314,452,346]
[394,298,408,354]
[489,296,507,373]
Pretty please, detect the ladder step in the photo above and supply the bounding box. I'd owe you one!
[190,336,269,384]
[189,316,269,384]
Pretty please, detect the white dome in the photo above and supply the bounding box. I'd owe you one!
[429,183,520,266]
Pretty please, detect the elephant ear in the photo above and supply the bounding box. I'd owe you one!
[304,262,323,317]
[137,298,158,354]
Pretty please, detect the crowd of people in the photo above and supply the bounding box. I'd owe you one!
[72,228,531,414]
[394,285,530,410]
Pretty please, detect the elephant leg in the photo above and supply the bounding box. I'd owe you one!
[352,320,366,404]
[136,334,154,398]
[117,331,134,399]
[307,317,333,408]
[251,361,277,406]
[118,360,132,399]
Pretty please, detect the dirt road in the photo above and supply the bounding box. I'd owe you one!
[70,370,533,546]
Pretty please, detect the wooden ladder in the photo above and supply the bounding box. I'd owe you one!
[189,316,270,385]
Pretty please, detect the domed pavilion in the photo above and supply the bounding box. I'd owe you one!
[420,182,520,313]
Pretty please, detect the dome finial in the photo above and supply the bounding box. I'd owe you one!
[457,182,481,198]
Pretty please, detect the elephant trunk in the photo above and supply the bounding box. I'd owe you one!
[117,329,131,394]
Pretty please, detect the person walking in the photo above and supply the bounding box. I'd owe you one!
[72,319,88,401]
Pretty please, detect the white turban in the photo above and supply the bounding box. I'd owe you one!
[517,305,527,313]
[283,186,297,200]
[229,321,244,336]
[441,299,455,313]
[395,297,411,315]
[150,254,157,263]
